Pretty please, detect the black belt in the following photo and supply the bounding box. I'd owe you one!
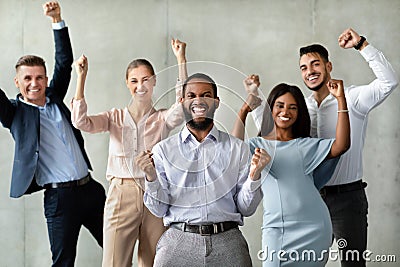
[320,180,367,196]
[170,221,238,236]
[44,173,91,189]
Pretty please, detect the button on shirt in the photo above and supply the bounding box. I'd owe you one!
[144,125,262,226]
[252,44,398,185]
[20,97,88,186]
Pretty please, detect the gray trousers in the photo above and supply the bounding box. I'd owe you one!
[154,227,252,267]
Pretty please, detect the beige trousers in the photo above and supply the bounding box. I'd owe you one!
[102,177,165,267]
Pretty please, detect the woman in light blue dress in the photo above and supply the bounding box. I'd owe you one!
[233,79,350,266]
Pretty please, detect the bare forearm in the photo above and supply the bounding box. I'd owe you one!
[232,107,249,140]
[52,14,62,23]
[177,57,187,82]
[330,97,350,158]
[74,75,86,100]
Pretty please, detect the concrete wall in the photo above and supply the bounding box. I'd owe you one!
[0,0,399,266]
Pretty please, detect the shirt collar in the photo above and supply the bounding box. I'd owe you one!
[180,124,219,144]
[307,92,335,106]
[18,95,50,109]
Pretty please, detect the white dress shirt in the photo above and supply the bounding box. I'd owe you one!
[252,44,398,185]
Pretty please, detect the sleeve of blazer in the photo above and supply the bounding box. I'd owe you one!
[0,89,16,129]
[47,27,73,101]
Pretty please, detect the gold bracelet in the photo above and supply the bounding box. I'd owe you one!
[337,110,349,113]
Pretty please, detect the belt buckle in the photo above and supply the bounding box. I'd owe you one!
[199,225,212,236]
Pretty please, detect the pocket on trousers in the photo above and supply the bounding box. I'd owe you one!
[236,229,250,251]
[347,189,368,215]
[44,189,60,219]
[104,180,122,219]
[156,228,185,252]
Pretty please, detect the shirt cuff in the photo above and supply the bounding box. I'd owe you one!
[243,178,262,192]
[251,100,266,131]
[70,97,85,108]
[145,177,161,191]
[360,44,377,61]
[52,20,66,30]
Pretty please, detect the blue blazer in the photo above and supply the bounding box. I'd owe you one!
[0,28,92,198]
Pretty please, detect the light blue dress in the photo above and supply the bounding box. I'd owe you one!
[248,137,334,267]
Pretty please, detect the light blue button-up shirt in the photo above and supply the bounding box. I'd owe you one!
[20,97,88,186]
[144,125,262,226]
[19,19,87,186]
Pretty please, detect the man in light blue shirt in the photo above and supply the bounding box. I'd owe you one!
[136,73,269,267]
[0,2,105,266]
[22,97,89,186]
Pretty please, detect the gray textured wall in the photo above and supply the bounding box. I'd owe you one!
[0,0,399,266]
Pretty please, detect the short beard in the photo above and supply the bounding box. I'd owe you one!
[183,107,215,131]
[305,68,329,92]
[305,80,325,92]
[187,117,214,130]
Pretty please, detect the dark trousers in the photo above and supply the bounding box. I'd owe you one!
[321,182,368,267]
[44,178,106,267]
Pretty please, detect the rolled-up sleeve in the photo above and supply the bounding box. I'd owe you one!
[235,142,263,217]
[163,80,185,129]
[143,144,171,218]
[71,98,110,133]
